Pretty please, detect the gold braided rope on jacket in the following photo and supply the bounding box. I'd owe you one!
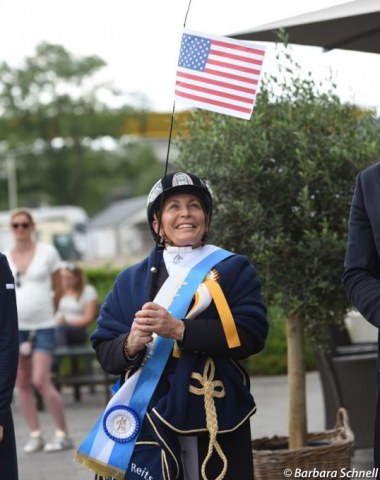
[189,358,227,480]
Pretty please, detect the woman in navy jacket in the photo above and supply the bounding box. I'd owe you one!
[0,252,19,480]
[91,172,268,480]
[343,162,380,476]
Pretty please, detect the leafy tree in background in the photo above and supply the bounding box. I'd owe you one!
[177,48,380,449]
[110,142,166,201]
[0,42,161,213]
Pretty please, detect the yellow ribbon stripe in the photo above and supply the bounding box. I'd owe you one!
[203,279,241,348]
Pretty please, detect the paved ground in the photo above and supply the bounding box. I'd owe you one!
[13,372,373,479]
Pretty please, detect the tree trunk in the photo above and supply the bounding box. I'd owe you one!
[286,313,307,449]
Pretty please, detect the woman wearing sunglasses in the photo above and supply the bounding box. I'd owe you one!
[5,209,73,454]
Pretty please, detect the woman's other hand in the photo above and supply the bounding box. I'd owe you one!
[126,317,154,357]
[134,302,185,341]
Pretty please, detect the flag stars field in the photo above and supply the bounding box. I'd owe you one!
[179,35,211,71]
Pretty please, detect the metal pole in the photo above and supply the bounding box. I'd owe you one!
[6,155,18,210]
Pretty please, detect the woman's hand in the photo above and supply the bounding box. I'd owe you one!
[126,317,154,357]
[134,302,185,341]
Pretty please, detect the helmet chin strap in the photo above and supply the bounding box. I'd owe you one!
[164,240,204,249]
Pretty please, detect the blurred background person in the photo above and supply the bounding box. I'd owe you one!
[55,263,98,348]
[5,209,73,454]
[0,253,19,479]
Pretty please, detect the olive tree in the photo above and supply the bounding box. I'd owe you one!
[177,49,380,448]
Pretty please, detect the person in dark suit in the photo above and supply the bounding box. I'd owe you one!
[0,252,19,480]
[343,162,380,474]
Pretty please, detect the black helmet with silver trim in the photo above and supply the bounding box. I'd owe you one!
[147,171,213,240]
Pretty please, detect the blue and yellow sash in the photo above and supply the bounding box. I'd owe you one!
[75,245,233,480]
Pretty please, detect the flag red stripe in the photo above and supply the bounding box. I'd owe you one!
[176,71,256,94]
[176,81,253,104]
[212,39,265,57]
[204,67,259,84]
[175,90,252,114]
[207,58,261,75]
[210,48,263,66]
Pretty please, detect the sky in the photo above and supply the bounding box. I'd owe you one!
[1,0,380,113]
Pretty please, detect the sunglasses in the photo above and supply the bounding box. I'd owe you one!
[16,271,21,287]
[11,222,31,230]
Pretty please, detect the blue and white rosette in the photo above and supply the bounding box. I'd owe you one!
[103,405,140,443]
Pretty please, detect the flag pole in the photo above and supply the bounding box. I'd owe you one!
[148,0,193,301]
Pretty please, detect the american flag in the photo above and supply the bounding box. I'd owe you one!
[175,29,266,120]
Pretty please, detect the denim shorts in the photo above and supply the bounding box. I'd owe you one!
[19,328,55,353]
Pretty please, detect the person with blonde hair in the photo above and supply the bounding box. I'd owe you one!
[55,263,98,347]
[5,208,73,453]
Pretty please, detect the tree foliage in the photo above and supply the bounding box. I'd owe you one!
[177,49,380,343]
[0,43,161,213]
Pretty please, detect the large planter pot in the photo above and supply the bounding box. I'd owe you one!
[315,349,376,449]
[252,408,354,479]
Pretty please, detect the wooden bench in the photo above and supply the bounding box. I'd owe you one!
[53,345,118,403]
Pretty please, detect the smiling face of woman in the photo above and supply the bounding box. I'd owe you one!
[153,193,207,247]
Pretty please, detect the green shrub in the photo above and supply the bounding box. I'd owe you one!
[85,267,122,301]
[83,267,122,336]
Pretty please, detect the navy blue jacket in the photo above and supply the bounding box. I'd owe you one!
[344,163,380,328]
[0,253,19,480]
[91,246,267,478]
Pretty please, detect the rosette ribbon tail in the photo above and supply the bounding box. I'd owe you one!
[75,448,125,480]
